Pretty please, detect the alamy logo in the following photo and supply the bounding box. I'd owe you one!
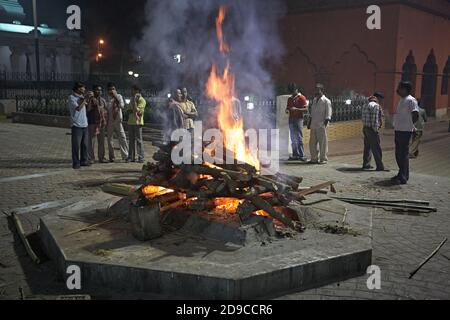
[170,121,280,175]
[66,265,81,290]
[366,5,381,30]
[366,265,381,290]
[66,5,81,30]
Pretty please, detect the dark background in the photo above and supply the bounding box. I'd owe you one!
[18,0,147,72]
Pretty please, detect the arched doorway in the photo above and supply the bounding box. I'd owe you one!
[441,56,450,95]
[401,50,417,95]
[421,50,438,116]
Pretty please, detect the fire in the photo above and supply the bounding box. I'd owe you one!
[216,6,230,54]
[205,6,260,170]
[213,198,243,214]
[142,185,174,198]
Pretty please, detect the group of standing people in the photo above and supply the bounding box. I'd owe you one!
[286,83,332,164]
[286,80,428,185]
[163,87,199,142]
[361,81,427,185]
[68,82,147,169]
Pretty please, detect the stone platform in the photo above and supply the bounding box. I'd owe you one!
[38,192,373,299]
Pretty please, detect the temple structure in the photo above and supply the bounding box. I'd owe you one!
[276,0,450,118]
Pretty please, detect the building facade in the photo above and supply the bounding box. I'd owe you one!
[0,0,90,80]
[276,0,450,118]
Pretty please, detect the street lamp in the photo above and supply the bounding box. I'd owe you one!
[96,37,105,62]
[32,0,40,89]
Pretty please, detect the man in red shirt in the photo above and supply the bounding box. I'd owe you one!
[286,83,308,161]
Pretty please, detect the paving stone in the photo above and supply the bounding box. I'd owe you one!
[1,122,450,299]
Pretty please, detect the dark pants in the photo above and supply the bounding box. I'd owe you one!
[395,131,412,182]
[289,118,305,159]
[128,125,144,161]
[363,127,384,170]
[71,126,89,168]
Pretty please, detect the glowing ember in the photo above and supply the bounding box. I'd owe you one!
[213,198,243,214]
[142,185,174,198]
[206,6,260,170]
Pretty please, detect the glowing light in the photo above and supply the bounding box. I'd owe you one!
[134,73,139,78]
[128,71,134,76]
[125,99,131,104]
[345,99,352,105]
[247,102,255,110]
[244,96,250,102]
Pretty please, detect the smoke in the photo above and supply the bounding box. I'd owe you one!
[132,0,285,98]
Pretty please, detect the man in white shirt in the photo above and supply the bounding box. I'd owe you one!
[106,83,129,162]
[392,81,419,185]
[308,84,332,164]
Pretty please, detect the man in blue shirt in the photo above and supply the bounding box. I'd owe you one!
[68,82,91,169]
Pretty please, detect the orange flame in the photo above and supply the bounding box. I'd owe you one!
[206,6,260,170]
[142,185,174,198]
[213,198,243,214]
[216,6,230,54]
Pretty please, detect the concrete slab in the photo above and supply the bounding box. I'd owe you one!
[39,193,372,299]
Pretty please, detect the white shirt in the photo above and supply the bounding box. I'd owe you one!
[107,94,125,122]
[310,95,332,129]
[393,95,419,132]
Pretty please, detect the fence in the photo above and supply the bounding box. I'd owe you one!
[13,93,367,127]
[0,72,159,99]
[15,94,167,123]
[328,96,366,122]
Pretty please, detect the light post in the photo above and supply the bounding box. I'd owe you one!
[32,0,40,93]
[96,38,105,63]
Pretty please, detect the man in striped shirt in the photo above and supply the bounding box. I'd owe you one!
[361,92,385,171]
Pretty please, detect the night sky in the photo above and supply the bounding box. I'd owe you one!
[18,0,147,72]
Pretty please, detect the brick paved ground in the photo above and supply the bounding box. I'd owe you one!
[0,122,449,300]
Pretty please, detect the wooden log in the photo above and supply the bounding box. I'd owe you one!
[253,175,293,193]
[409,238,448,279]
[236,201,257,223]
[153,192,181,206]
[267,173,303,190]
[160,199,188,212]
[183,164,252,182]
[188,199,215,211]
[298,187,328,195]
[239,185,269,198]
[220,172,239,193]
[289,181,337,201]
[102,183,137,197]
[248,195,297,230]
[129,204,162,241]
[11,213,40,264]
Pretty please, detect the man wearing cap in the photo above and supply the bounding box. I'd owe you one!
[285,83,308,161]
[308,84,332,164]
[361,92,385,171]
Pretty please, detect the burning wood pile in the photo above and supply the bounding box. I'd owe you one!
[127,6,336,242]
[134,142,336,240]
[140,149,300,230]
